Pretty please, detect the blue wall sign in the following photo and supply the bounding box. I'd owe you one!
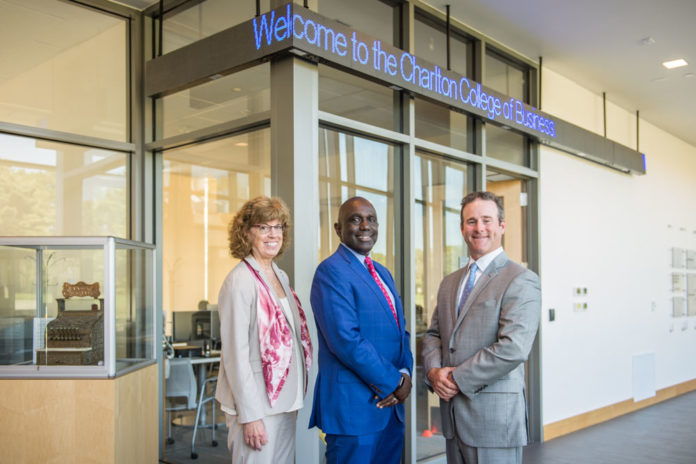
[252,4,556,139]
[145,3,645,174]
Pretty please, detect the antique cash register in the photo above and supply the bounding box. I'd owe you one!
[36,281,104,366]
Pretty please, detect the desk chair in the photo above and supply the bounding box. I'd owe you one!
[164,358,197,444]
[190,376,220,459]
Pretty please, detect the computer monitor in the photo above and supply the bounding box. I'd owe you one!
[172,309,220,345]
[191,311,211,340]
[172,311,195,342]
[210,310,220,340]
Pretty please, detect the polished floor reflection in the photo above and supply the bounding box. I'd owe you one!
[524,390,696,464]
[160,390,696,463]
[162,406,229,464]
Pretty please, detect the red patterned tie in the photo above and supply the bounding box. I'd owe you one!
[365,256,399,327]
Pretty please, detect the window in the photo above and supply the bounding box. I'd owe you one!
[159,64,270,139]
[414,152,469,461]
[0,0,127,141]
[414,11,471,78]
[486,170,528,266]
[318,127,396,270]
[161,0,271,54]
[415,97,471,152]
[162,128,270,334]
[0,134,128,237]
[319,65,400,132]
[486,124,528,166]
[485,50,532,166]
[485,50,528,102]
[318,0,398,46]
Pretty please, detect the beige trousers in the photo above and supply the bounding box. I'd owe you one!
[225,411,297,464]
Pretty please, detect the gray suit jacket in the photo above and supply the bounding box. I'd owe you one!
[215,255,309,423]
[422,251,541,448]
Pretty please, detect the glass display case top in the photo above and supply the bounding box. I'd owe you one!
[0,236,156,378]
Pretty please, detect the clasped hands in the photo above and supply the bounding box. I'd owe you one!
[375,372,412,409]
[427,367,459,401]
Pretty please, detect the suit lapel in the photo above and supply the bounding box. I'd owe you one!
[337,246,400,332]
[454,252,509,328]
[449,267,467,327]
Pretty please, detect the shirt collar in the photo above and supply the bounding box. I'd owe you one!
[340,242,368,265]
[467,247,504,273]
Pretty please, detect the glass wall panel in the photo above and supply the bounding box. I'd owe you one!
[485,51,531,165]
[318,127,395,271]
[162,0,271,54]
[486,170,528,266]
[0,246,104,366]
[414,11,471,78]
[486,124,528,166]
[0,133,128,237]
[115,244,154,367]
[0,239,154,372]
[162,128,270,337]
[318,0,396,45]
[319,65,400,132]
[485,51,527,102]
[0,245,37,364]
[159,64,270,139]
[414,152,469,461]
[0,0,127,141]
[415,97,471,152]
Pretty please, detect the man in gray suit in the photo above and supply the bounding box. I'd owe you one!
[422,191,541,464]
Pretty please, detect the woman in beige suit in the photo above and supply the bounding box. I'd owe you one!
[216,196,312,464]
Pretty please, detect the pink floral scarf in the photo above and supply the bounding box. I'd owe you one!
[243,259,312,406]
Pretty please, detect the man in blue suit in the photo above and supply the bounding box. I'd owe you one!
[309,196,413,464]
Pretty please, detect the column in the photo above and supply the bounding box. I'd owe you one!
[270,55,320,464]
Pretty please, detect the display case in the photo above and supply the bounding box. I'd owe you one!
[0,236,156,378]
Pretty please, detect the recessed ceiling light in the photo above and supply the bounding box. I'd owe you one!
[640,37,655,46]
[662,58,688,69]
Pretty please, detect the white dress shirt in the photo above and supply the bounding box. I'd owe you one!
[456,247,504,306]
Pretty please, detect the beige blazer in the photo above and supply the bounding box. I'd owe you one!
[215,255,309,423]
[422,251,541,448]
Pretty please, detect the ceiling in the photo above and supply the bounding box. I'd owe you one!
[115,0,696,148]
[109,0,158,10]
[428,0,696,148]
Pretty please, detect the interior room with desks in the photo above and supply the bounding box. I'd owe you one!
[164,305,225,462]
[159,138,257,462]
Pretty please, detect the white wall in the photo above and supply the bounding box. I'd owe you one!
[538,68,696,424]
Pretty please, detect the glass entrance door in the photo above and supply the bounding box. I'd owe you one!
[160,128,270,463]
[413,152,470,461]
[486,171,528,267]
[162,129,271,326]
[487,169,539,442]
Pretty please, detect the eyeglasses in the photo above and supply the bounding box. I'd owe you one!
[251,224,285,235]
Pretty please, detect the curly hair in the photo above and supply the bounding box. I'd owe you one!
[228,196,291,259]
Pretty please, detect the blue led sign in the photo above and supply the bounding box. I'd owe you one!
[253,5,556,138]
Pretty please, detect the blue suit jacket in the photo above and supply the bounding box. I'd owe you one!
[308,245,413,435]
